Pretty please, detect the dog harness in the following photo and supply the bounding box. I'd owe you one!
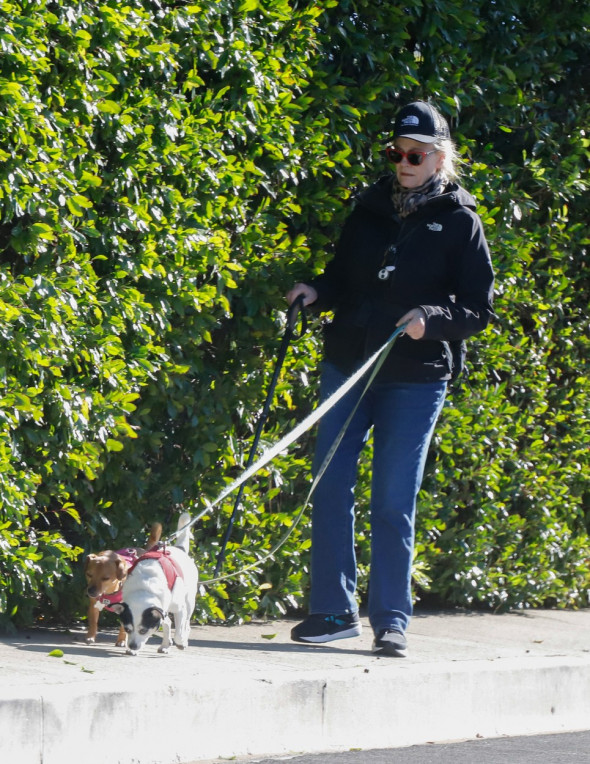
[129,548,185,591]
[96,548,141,611]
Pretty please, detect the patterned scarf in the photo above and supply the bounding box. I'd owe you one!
[391,172,447,218]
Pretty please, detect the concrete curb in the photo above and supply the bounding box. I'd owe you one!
[1,610,589,764]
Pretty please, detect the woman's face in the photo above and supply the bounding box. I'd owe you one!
[393,137,444,189]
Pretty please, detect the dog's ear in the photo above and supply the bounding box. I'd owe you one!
[84,554,97,572]
[115,559,127,580]
[145,608,165,628]
[110,603,125,616]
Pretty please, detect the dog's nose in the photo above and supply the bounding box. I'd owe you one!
[87,587,98,598]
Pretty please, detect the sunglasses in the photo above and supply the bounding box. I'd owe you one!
[386,147,438,166]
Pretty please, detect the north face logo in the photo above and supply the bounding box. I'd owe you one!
[401,115,420,126]
[427,222,443,232]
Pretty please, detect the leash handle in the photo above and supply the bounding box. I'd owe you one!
[286,293,307,338]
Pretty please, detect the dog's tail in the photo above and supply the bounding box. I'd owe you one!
[146,522,163,550]
[174,512,193,554]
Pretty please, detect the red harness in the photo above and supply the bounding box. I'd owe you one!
[129,548,184,591]
[97,548,141,611]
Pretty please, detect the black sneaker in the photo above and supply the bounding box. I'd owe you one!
[372,628,407,656]
[291,613,362,643]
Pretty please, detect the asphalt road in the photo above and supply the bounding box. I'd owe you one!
[189,731,590,763]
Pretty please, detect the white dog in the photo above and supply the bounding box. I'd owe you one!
[112,513,198,655]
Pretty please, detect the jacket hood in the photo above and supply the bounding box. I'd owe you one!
[355,174,477,218]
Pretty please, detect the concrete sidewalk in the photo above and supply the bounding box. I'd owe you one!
[1,608,589,764]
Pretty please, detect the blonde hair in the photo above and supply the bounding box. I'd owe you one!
[435,137,462,181]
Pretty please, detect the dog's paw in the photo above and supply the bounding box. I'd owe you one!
[158,645,170,654]
[86,636,96,645]
[115,639,127,648]
[175,642,186,650]
[126,648,138,656]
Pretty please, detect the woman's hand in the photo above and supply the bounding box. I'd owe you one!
[286,283,318,307]
[397,308,426,339]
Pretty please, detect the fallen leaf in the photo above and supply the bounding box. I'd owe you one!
[48,649,64,658]
[261,633,277,640]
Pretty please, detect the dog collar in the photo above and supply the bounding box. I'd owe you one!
[97,589,123,611]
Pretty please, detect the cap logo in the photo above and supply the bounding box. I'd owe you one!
[401,115,420,126]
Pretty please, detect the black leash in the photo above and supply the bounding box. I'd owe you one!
[213,296,307,577]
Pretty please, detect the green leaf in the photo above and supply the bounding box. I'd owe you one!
[97,100,121,114]
[239,0,259,11]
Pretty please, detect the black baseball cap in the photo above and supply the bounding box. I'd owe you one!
[392,101,451,143]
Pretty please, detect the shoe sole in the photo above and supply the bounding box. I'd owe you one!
[372,642,407,657]
[292,625,362,643]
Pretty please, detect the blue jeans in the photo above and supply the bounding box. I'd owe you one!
[309,362,447,635]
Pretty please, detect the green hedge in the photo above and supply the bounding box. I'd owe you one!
[0,0,588,631]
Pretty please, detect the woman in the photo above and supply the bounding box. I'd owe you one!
[286,101,494,656]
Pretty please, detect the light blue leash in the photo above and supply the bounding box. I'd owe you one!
[167,322,409,583]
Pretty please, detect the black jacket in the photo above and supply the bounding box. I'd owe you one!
[311,174,495,383]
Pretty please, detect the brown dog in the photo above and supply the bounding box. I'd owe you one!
[84,522,162,646]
